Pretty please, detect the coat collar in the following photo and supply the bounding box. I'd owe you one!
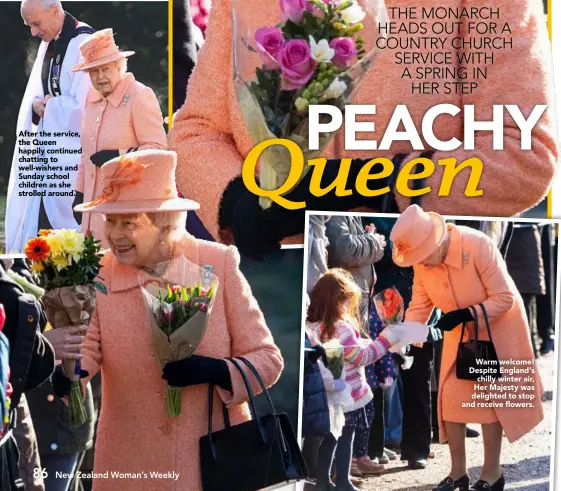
[443,224,463,270]
[87,73,135,107]
[104,232,200,293]
[53,12,78,44]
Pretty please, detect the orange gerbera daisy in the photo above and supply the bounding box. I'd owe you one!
[38,229,53,236]
[24,237,51,262]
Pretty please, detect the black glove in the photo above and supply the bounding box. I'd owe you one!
[51,364,89,398]
[220,156,397,260]
[436,308,474,332]
[162,354,232,391]
[307,345,327,365]
[72,191,84,225]
[90,149,120,167]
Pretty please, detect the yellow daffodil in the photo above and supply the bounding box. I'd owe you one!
[31,261,45,273]
[58,229,85,262]
[52,255,69,271]
[46,233,64,258]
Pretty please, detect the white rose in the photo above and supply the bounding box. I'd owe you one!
[322,77,348,100]
[309,36,335,63]
[340,2,365,24]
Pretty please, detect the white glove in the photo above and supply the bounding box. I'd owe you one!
[380,322,429,352]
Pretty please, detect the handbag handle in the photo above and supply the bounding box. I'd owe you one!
[459,305,479,344]
[477,303,496,345]
[237,357,293,461]
[237,357,278,417]
[207,357,269,460]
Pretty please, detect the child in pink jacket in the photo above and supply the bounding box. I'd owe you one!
[306,268,426,490]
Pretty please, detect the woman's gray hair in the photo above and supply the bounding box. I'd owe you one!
[146,211,187,241]
[116,57,128,77]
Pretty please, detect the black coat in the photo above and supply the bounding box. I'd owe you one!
[0,265,55,491]
[173,0,198,111]
[506,224,546,295]
[0,266,54,408]
[301,336,329,438]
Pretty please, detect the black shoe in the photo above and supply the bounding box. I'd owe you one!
[540,338,554,355]
[466,427,480,438]
[433,475,470,491]
[408,458,428,469]
[470,475,505,491]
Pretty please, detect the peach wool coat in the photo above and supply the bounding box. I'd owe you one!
[80,233,284,491]
[405,224,543,444]
[76,73,167,246]
[169,0,557,243]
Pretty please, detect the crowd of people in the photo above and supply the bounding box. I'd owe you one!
[302,209,557,491]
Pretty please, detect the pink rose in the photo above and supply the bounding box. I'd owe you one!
[278,39,315,90]
[330,37,357,66]
[255,27,285,69]
[280,0,309,23]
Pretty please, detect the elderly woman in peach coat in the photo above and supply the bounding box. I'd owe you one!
[390,205,543,491]
[53,149,283,491]
[169,0,557,260]
[72,29,167,247]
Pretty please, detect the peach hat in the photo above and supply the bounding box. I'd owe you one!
[72,28,135,72]
[390,205,446,267]
[74,149,200,214]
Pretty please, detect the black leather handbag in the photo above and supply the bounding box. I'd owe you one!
[456,304,502,381]
[199,357,308,491]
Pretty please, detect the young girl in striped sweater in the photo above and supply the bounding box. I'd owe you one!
[307,269,424,491]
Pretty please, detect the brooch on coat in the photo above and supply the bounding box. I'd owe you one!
[122,94,130,106]
[202,264,214,285]
[463,253,470,264]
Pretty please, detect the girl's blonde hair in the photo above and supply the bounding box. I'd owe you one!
[307,268,363,343]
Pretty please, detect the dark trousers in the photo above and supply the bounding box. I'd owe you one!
[302,437,321,479]
[368,388,385,458]
[400,343,434,461]
[431,339,444,441]
[317,427,355,487]
[38,199,52,231]
[522,294,539,356]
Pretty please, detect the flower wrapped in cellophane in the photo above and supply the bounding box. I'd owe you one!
[138,256,219,417]
[24,229,106,427]
[374,286,428,355]
[374,286,404,326]
[233,0,389,209]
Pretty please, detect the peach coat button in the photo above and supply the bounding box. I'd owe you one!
[161,423,172,435]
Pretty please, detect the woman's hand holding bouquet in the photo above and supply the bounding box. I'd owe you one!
[138,256,220,417]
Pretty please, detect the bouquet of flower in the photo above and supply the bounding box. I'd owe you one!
[24,229,105,427]
[322,338,344,379]
[138,256,219,417]
[374,287,429,355]
[233,0,389,209]
[374,287,404,326]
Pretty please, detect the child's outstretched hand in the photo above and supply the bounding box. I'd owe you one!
[380,322,429,352]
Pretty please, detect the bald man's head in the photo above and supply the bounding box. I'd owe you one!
[21,0,64,42]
